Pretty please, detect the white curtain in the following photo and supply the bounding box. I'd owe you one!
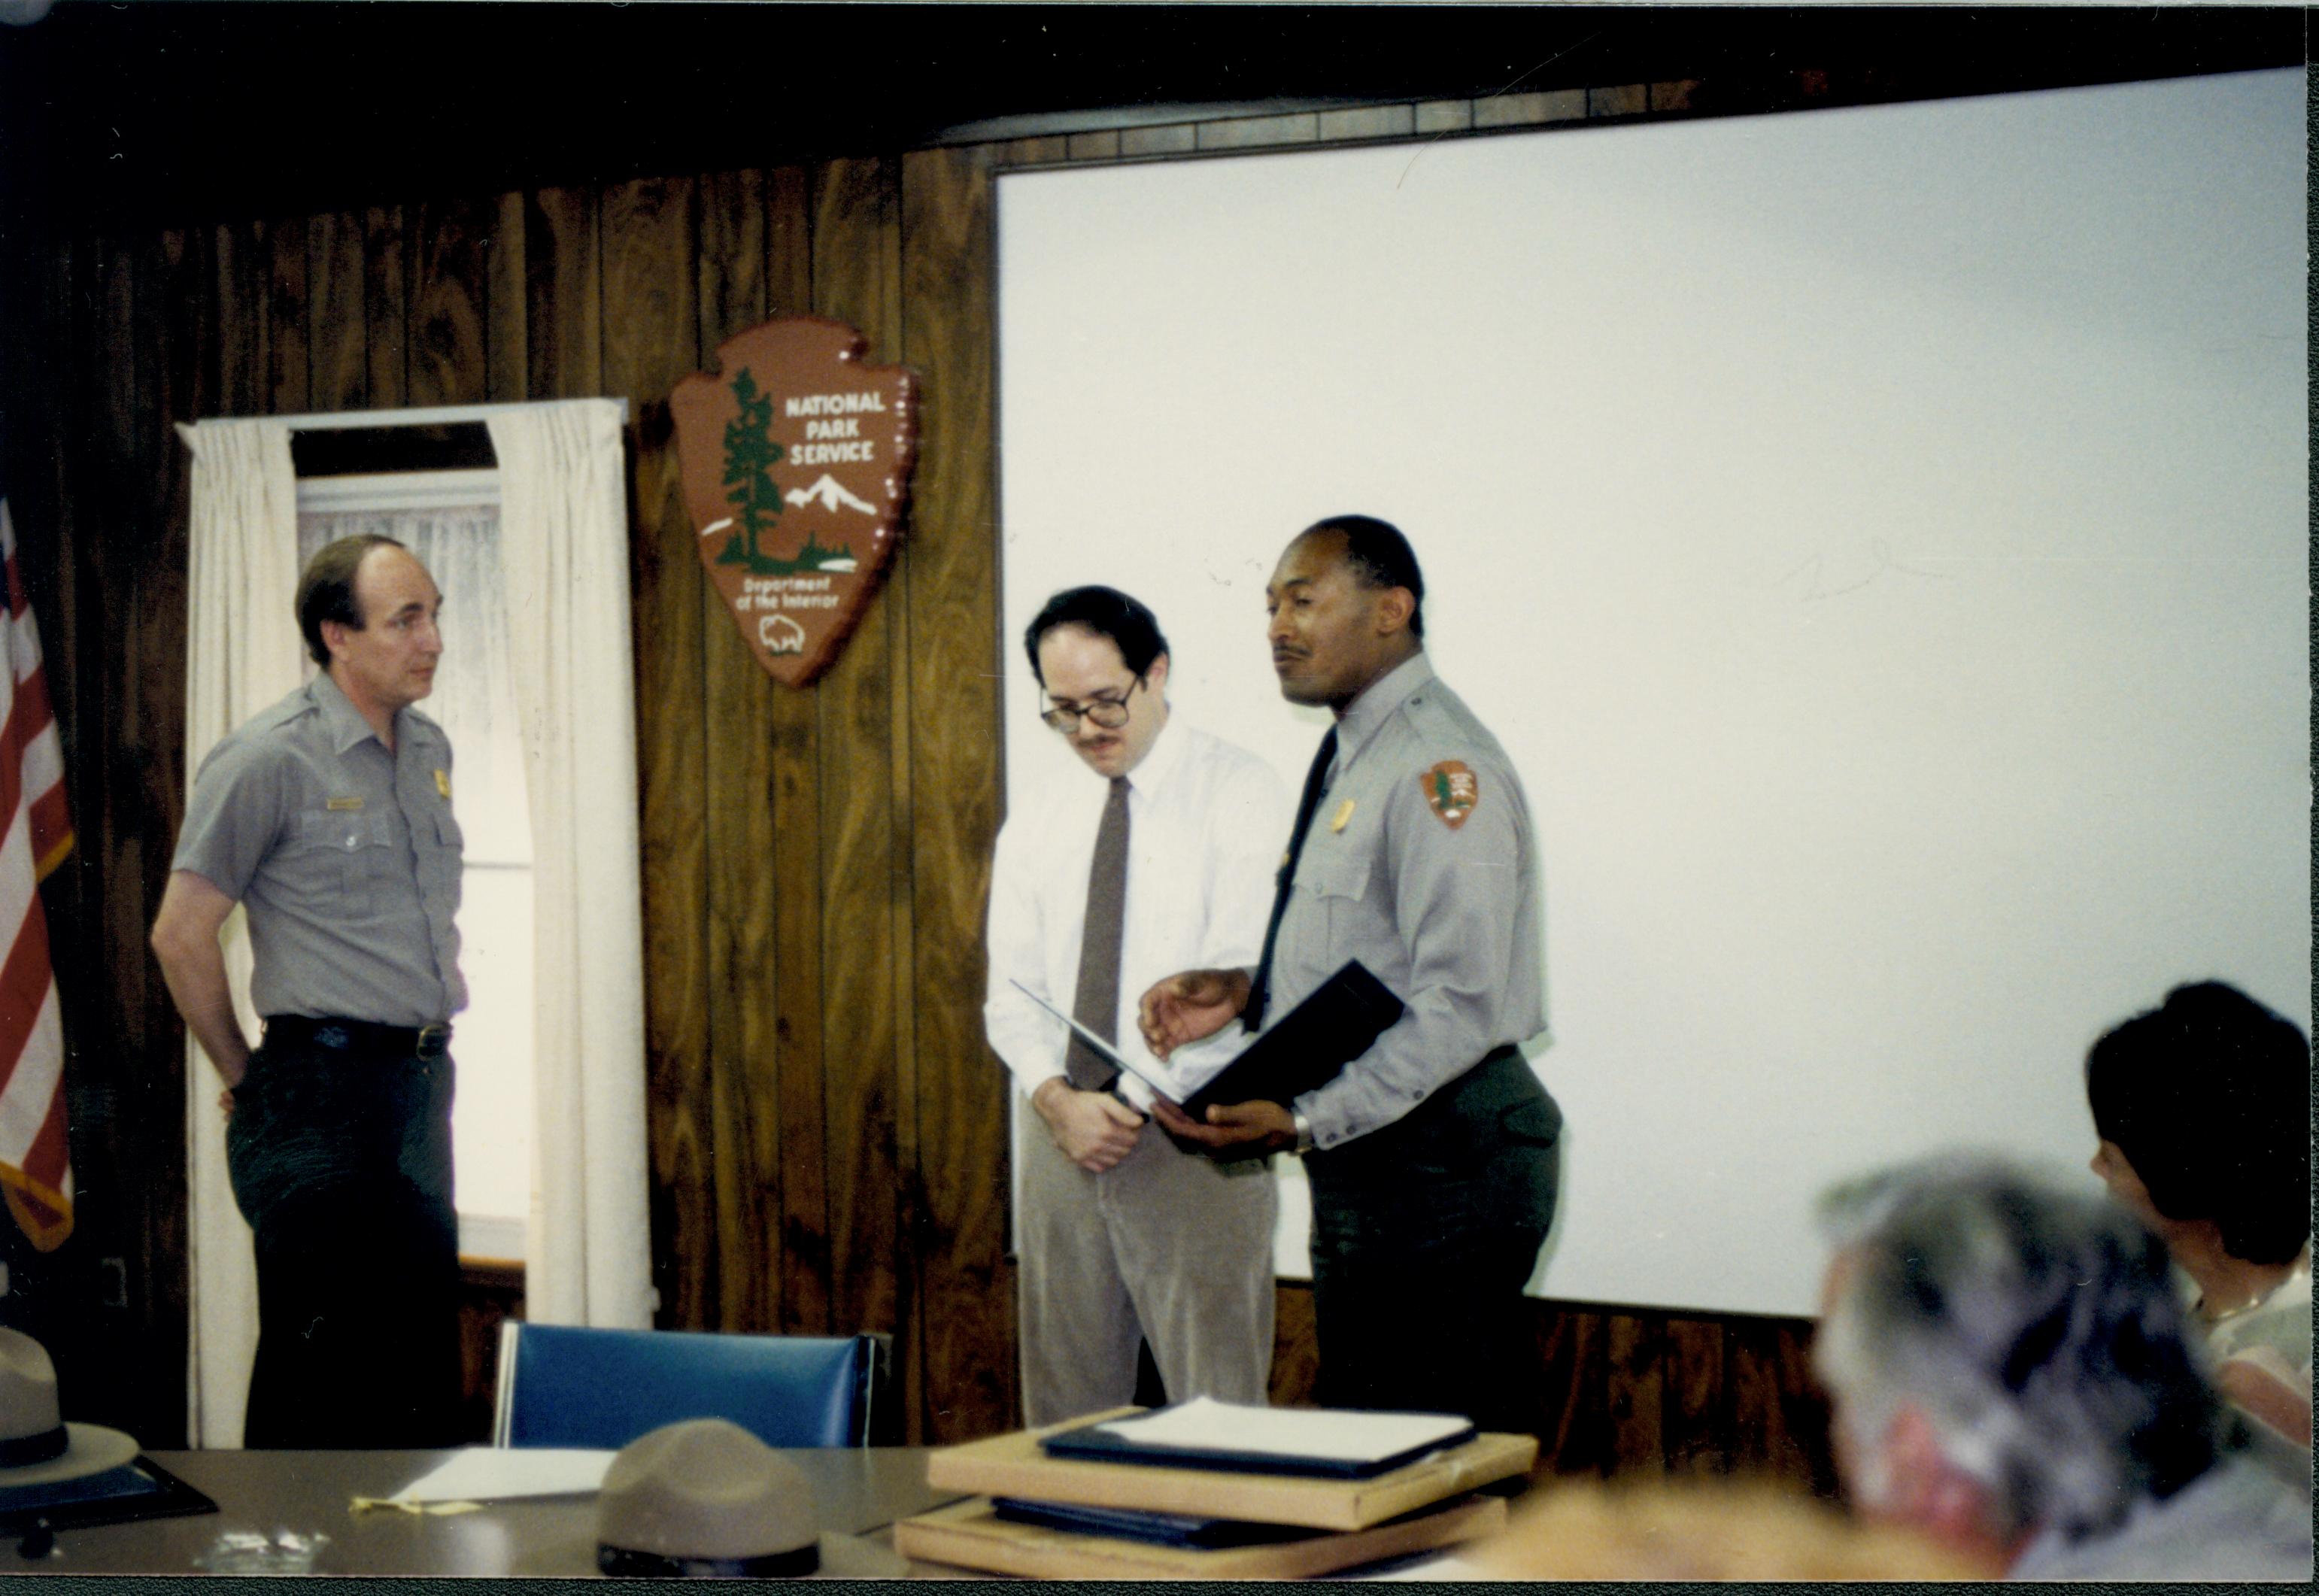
[178,417,302,1447]
[179,399,650,1448]
[485,401,652,1330]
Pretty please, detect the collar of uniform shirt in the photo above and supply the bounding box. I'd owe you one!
[1330,651,1437,769]
[311,669,391,756]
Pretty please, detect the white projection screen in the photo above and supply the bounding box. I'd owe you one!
[993,68,2308,1320]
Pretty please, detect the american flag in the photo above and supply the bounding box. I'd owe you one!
[0,502,73,1251]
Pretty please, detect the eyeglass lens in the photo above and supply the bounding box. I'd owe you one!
[1040,692,1134,733]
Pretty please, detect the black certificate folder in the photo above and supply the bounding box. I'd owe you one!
[1179,960,1404,1117]
[0,1457,217,1537]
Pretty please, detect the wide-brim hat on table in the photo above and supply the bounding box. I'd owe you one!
[0,1325,138,1488]
[587,1417,906,1579]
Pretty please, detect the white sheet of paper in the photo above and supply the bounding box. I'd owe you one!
[1157,1024,1253,1097]
[1005,979,1252,1100]
[389,1447,618,1503]
[1092,1397,1468,1463]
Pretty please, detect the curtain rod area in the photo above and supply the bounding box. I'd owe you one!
[175,397,631,447]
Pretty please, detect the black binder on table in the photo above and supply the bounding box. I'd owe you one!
[1176,960,1404,1117]
[989,1497,1313,1548]
[0,1456,217,1538]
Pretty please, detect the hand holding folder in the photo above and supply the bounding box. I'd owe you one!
[1015,962,1404,1158]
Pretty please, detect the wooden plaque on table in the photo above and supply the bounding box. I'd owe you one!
[922,1408,1536,1532]
[895,1491,1505,1580]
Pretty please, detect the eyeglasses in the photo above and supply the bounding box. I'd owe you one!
[1040,675,1143,734]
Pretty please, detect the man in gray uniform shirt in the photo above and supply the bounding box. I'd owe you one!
[1145,514,1562,1431]
[151,534,466,1447]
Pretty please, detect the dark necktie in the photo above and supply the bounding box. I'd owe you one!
[1066,776,1131,1089]
[1244,727,1337,1030]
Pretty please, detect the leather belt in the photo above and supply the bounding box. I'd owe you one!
[263,1015,454,1060]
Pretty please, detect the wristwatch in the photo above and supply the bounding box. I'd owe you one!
[1290,1107,1315,1156]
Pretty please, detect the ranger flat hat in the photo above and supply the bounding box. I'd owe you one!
[0,1326,138,1488]
[593,1417,905,1579]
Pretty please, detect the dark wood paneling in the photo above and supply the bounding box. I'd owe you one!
[484,192,528,407]
[308,211,369,413]
[409,196,492,408]
[266,217,310,415]
[694,165,781,1335]
[807,155,908,1368]
[1267,1282,1321,1407]
[362,204,408,408]
[454,1259,525,1444]
[121,222,207,1445]
[600,174,709,1332]
[524,187,600,402]
[898,141,1012,1442]
[1665,1312,1729,1476]
[12,114,1838,1481]
[1727,1313,1833,1489]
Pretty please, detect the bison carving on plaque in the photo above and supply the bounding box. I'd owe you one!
[671,317,919,685]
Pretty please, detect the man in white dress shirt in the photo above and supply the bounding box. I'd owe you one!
[984,586,1289,1426]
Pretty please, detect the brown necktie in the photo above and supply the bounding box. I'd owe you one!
[1066,776,1131,1090]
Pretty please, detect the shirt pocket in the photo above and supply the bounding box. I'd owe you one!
[1298,842,1372,906]
[343,809,408,914]
[284,809,369,908]
[1296,840,1376,951]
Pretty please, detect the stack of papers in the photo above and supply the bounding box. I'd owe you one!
[1043,1398,1476,1477]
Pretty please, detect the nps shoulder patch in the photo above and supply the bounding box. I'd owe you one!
[1420,760,1479,829]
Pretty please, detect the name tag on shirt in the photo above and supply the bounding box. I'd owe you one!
[326,796,364,812]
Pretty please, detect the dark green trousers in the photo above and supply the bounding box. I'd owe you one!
[1304,1046,1562,1433]
[226,1024,463,1448]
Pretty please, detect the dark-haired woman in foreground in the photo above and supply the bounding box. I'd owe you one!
[2086,981,2311,1449]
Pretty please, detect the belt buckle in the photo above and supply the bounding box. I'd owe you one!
[414,1023,452,1060]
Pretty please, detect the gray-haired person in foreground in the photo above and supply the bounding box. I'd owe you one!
[1811,1155,2311,1581]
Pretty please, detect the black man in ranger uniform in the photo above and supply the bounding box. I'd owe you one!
[1141,514,1562,1432]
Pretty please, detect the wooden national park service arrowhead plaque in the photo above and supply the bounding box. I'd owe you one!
[671,317,919,686]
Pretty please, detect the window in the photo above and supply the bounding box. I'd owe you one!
[296,469,534,1263]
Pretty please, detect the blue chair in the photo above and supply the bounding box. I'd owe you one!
[492,1322,890,1450]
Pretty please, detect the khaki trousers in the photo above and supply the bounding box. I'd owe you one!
[1015,1097,1277,1427]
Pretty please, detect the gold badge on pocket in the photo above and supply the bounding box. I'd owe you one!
[434,769,451,800]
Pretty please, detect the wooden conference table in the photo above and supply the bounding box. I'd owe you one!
[20,1447,976,1577]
